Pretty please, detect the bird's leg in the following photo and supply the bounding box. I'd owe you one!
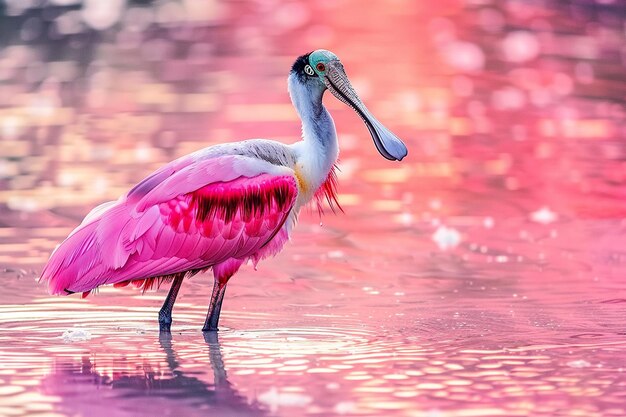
[158,274,184,332]
[202,278,228,332]
[203,260,242,332]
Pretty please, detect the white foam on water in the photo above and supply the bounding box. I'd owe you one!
[61,328,93,343]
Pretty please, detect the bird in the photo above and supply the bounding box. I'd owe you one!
[40,49,408,332]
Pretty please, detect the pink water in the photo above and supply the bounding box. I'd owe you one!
[1,1,625,416]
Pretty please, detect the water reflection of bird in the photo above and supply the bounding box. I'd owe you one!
[42,333,267,417]
[40,49,408,332]
[159,332,265,413]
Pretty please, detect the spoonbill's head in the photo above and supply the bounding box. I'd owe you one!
[291,49,408,161]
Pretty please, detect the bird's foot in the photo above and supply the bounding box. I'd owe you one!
[158,311,172,333]
[203,331,219,344]
[201,325,218,332]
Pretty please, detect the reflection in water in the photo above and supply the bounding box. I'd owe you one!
[1,0,626,416]
[0,296,625,416]
[41,333,266,417]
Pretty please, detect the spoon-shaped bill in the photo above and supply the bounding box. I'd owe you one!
[324,63,408,161]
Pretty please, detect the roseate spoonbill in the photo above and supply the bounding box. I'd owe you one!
[41,50,408,332]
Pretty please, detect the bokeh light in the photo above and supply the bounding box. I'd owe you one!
[0,1,625,417]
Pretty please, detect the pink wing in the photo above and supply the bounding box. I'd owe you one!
[41,154,298,295]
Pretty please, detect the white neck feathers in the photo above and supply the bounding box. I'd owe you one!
[287,73,339,196]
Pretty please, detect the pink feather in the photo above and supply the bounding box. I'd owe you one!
[40,155,298,296]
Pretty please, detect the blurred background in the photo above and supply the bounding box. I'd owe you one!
[0,0,624,229]
[1,2,626,416]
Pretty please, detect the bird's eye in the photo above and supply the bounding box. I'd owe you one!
[316,62,326,72]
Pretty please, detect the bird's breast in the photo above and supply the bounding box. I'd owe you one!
[291,159,340,214]
[293,165,310,196]
[292,162,326,205]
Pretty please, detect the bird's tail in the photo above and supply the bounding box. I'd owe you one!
[40,220,103,296]
[40,200,123,296]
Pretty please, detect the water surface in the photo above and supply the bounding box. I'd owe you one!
[1,1,625,416]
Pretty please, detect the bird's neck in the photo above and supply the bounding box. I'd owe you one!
[288,75,339,199]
